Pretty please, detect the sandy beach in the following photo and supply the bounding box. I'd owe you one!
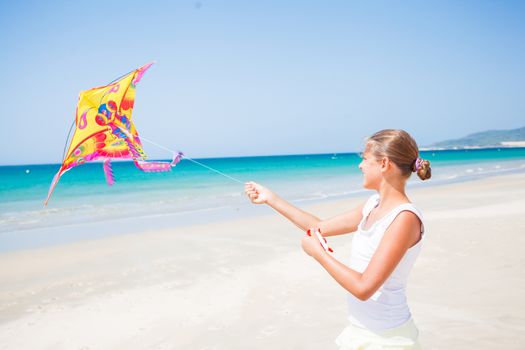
[1,173,525,349]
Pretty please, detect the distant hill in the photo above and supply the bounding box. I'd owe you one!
[425,126,525,149]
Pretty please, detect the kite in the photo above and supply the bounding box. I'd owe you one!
[44,62,182,206]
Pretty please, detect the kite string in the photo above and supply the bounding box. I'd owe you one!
[138,135,245,185]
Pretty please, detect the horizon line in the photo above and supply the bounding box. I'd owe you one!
[2,146,525,167]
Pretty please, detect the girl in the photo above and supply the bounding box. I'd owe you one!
[244,129,431,349]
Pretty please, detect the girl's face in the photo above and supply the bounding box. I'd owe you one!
[358,147,383,190]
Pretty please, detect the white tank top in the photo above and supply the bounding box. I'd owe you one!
[347,194,425,330]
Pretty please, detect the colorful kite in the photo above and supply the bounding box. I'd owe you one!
[44,62,182,206]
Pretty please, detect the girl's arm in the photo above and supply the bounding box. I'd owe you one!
[245,182,365,236]
[302,210,422,300]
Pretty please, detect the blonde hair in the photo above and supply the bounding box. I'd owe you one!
[365,129,431,180]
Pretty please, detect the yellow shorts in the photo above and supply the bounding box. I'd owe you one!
[335,318,422,350]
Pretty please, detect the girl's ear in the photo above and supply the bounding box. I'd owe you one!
[380,157,390,173]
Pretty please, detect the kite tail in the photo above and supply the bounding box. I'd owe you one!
[133,159,172,172]
[133,152,183,173]
[103,159,116,186]
[170,152,183,167]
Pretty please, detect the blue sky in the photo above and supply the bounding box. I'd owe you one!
[0,0,524,165]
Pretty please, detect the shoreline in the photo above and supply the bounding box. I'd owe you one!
[2,165,525,253]
[0,172,524,349]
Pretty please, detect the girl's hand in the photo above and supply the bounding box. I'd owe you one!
[244,181,273,204]
[301,228,329,259]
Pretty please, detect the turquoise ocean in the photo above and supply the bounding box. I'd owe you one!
[1,148,525,251]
